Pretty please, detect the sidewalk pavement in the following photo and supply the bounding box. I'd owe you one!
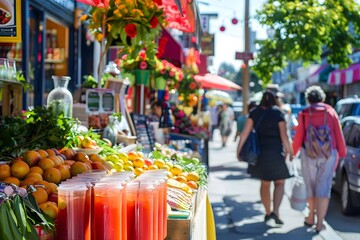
[207,127,342,240]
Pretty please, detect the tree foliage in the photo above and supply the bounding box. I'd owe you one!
[252,0,360,84]
[218,62,236,80]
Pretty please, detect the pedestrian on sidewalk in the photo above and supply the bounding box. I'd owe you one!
[292,85,347,233]
[236,90,294,226]
[219,104,232,147]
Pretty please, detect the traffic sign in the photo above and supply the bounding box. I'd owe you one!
[235,51,253,61]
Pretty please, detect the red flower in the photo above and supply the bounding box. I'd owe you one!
[189,82,197,90]
[125,24,137,38]
[139,50,147,60]
[139,61,148,70]
[150,17,159,29]
[160,68,166,74]
[153,0,162,5]
[169,69,175,77]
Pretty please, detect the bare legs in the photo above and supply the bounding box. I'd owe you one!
[260,180,285,217]
[304,197,329,231]
[260,181,271,215]
[305,197,315,224]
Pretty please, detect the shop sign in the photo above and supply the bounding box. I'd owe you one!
[0,0,22,43]
[201,33,214,56]
[86,89,115,113]
[49,0,75,12]
[235,51,253,61]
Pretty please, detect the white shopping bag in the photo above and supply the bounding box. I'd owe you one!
[289,161,307,211]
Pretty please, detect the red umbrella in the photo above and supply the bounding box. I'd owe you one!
[194,73,241,91]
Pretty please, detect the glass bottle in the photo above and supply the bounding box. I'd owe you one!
[47,76,73,118]
[103,115,118,146]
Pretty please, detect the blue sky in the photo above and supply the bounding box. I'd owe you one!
[199,0,268,72]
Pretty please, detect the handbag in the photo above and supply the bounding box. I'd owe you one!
[239,109,268,166]
[288,161,307,211]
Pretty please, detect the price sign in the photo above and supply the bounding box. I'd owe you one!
[86,89,115,113]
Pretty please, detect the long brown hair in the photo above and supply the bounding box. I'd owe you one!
[259,90,279,108]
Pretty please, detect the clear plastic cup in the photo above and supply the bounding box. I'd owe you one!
[138,182,155,240]
[57,185,89,240]
[93,182,124,240]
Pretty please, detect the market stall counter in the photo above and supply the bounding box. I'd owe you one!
[167,187,216,240]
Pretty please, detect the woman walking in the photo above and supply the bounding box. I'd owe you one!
[292,86,346,232]
[237,90,293,225]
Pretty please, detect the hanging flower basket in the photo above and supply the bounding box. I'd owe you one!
[155,77,167,90]
[133,69,151,85]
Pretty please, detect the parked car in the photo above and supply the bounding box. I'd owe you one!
[332,116,360,215]
[335,96,360,119]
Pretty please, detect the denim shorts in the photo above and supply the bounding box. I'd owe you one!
[300,148,337,198]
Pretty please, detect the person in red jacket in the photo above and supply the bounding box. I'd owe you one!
[292,85,347,233]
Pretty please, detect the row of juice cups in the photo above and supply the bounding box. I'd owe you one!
[56,169,169,240]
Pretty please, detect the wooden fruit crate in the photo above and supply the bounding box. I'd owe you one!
[1,78,23,117]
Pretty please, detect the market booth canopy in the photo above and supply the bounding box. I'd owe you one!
[205,90,233,104]
[194,74,241,91]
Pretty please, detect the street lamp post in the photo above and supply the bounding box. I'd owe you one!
[242,0,250,115]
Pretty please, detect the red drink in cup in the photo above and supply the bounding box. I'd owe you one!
[57,185,88,240]
[93,182,123,240]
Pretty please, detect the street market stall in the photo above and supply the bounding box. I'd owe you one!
[0,0,216,239]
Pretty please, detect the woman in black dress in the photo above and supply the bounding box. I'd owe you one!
[237,90,293,225]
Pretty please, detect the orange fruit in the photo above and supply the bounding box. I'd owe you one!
[91,162,107,170]
[0,164,11,181]
[25,172,43,181]
[39,201,58,220]
[4,176,20,186]
[133,158,145,168]
[21,177,38,187]
[175,175,187,184]
[23,150,41,167]
[30,166,44,175]
[55,165,71,181]
[48,183,58,194]
[48,156,61,167]
[127,152,138,161]
[187,180,198,189]
[32,187,48,205]
[74,152,90,162]
[83,162,92,171]
[60,148,76,160]
[64,160,76,166]
[36,149,49,159]
[70,162,87,176]
[11,161,30,180]
[45,149,56,157]
[34,180,52,195]
[38,158,55,171]
[89,153,104,163]
[43,168,61,184]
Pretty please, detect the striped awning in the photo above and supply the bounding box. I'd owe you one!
[307,64,335,84]
[328,63,360,85]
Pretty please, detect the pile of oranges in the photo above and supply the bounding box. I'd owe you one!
[0,148,111,220]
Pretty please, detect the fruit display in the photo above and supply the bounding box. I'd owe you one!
[0,105,209,238]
